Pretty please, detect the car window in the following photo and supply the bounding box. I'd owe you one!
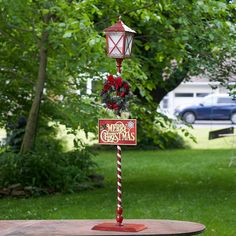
[217,97,236,104]
[202,96,215,106]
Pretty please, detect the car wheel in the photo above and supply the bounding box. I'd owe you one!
[183,112,196,124]
[231,113,236,124]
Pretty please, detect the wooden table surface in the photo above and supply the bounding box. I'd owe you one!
[0,219,205,236]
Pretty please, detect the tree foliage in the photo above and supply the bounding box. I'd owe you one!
[0,0,111,151]
[0,0,236,151]
[96,0,236,106]
[92,0,236,146]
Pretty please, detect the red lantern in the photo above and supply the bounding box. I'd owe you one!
[104,17,136,73]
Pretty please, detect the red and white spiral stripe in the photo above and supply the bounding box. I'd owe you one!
[116,145,123,225]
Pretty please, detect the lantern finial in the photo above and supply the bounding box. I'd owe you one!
[119,15,122,21]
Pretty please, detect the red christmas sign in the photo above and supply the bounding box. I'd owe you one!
[99,119,137,145]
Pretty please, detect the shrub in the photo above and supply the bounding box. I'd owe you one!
[0,140,98,195]
[138,128,188,150]
[136,112,192,150]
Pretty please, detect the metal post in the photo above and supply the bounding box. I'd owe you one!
[116,145,123,225]
[116,58,123,74]
[116,58,123,225]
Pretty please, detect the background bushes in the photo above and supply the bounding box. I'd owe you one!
[0,136,100,197]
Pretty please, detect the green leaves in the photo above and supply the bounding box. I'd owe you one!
[1,0,236,150]
[0,0,110,141]
[62,32,72,38]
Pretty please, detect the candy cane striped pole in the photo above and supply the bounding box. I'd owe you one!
[116,145,123,225]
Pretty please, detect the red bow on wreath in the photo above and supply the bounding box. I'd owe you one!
[101,74,132,115]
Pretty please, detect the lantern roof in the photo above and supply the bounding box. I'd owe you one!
[104,17,136,34]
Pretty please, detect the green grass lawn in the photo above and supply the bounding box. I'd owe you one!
[187,126,236,149]
[0,149,235,235]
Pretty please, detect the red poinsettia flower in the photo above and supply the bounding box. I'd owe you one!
[113,103,119,110]
[115,77,123,89]
[123,82,130,90]
[107,74,115,85]
[106,102,113,109]
[103,84,110,91]
[121,91,125,97]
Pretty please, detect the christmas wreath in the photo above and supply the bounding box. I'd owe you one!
[101,74,132,115]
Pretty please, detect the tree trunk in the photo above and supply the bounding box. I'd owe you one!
[20,29,49,154]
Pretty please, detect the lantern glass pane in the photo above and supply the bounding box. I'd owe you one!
[125,34,134,57]
[107,32,124,58]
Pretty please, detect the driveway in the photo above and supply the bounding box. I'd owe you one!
[192,120,236,128]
